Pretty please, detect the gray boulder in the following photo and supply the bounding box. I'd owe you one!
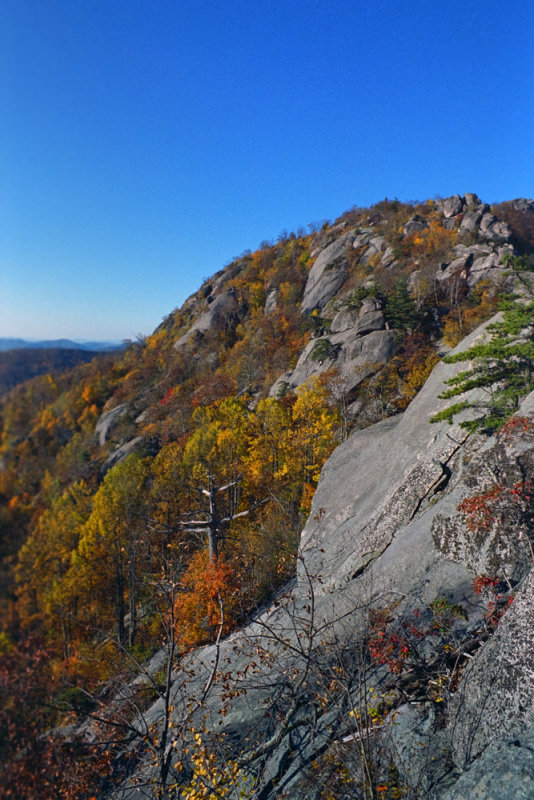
[453,243,492,259]
[449,570,534,768]
[269,327,394,397]
[479,212,511,241]
[469,244,513,286]
[403,216,428,235]
[437,253,473,283]
[438,243,513,287]
[512,198,534,212]
[380,244,397,267]
[269,293,391,397]
[443,730,534,800]
[264,287,278,313]
[439,195,464,218]
[463,193,483,207]
[468,251,505,286]
[301,231,355,313]
[95,403,129,446]
[352,227,375,249]
[175,289,240,348]
[361,235,386,265]
[459,209,484,233]
[102,436,144,471]
[479,212,496,233]
[355,300,385,335]
[330,297,385,336]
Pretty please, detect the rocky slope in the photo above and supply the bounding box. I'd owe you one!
[109,315,534,798]
[3,193,534,799]
[88,195,534,797]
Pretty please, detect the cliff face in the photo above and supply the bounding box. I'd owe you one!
[113,315,534,799]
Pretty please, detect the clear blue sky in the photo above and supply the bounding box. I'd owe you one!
[1,0,532,341]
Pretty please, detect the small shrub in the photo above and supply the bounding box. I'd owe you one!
[311,338,338,363]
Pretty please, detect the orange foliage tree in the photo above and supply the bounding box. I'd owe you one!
[174,551,241,649]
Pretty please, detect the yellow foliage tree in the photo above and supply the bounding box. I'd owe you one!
[15,480,93,656]
[67,453,150,646]
[176,732,252,800]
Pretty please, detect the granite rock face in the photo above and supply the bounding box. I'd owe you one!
[300,230,355,313]
[113,314,534,799]
[270,325,395,398]
[95,403,129,446]
[438,194,464,218]
[175,289,241,348]
[267,194,516,399]
[270,292,394,397]
[100,198,534,796]
[449,570,534,768]
[442,730,534,800]
[102,436,144,471]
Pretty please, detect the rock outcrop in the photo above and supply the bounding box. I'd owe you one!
[95,403,129,446]
[268,193,516,398]
[114,313,534,798]
[300,230,355,313]
[175,288,241,348]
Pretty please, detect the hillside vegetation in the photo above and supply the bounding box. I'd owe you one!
[0,347,116,398]
[1,194,534,798]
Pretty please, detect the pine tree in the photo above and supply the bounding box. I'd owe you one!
[431,274,534,433]
[384,279,418,332]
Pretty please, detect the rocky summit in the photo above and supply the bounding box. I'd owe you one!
[1,194,534,798]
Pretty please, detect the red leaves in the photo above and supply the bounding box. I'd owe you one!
[473,574,515,628]
[498,415,534,442]
[473,574,500,594]
[509,480,533,504]
[160,386,176,405]
[458,480,534,535]
[457,485,504,533]
[367,609,413,675]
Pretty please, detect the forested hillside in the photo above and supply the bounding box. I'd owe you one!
[1,194,534,798]
[0,347,117,398]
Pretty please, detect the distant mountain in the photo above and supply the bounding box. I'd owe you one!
[0,347,113,396]
[0,337,125,352]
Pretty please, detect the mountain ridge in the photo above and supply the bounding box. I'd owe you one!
[1,192,534,798]
[0,337,125,351]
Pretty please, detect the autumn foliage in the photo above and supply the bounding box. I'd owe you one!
[0,196,520,796]
[174,551,241,649]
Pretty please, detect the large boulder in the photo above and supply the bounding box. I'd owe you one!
[330,297,385,335]
[438,195,464,218]
[360,235,386,264]
[449,570,534,768]
[300,231,355,313]
[437,243,513,287]
[468,248,511,286]
[403,215,428,235]
[102,436,144,472]
[175,289,241,348]
[269,321,394,397]
[443,729,534,800]
[459,209,484,233]
[95,403,129,446]
[479,212,511,240]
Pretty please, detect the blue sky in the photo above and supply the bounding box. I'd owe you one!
[1,0,532,341]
